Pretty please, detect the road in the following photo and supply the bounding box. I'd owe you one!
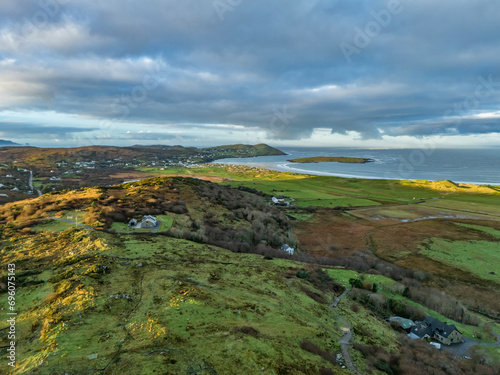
[328,289,362,374]
[29,170,42,196]
[441,329,500,358]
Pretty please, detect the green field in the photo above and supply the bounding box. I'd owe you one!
[142,164,500,212]
[3,163,500,373]
[419,238,500,283]
[111,215,174,233]
[2,230,374,374]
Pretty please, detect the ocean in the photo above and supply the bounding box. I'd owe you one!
[214,147,500,185]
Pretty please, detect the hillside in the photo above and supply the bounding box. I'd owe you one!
[1,174,500,374]
[0,140,21,146]
[0,144,286,203]
[0,143,285,168]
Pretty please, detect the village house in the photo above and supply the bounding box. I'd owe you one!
[271,195,291,206]
[408,316,463,345]
[141,215,157,228]
[128,215,158,229]
[281,244,294,255]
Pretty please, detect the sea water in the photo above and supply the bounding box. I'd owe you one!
[214,147,500,185]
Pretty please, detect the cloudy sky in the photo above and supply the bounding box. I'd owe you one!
[1,0,500,148]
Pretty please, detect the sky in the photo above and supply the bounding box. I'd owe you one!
[1,0,500,148]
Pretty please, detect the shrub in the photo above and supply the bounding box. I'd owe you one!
[350,303,360,313]
[349,278,363,289]
[232,326,260,337]
[44,293,61,304]
[296,269,309,279]
[318,368,335,375]
[299,340,335,365]
[301,287,326,304]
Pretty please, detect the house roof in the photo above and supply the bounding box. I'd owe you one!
[142,215,157,222]
[411,325,433,338]
[387,317,415,330]
[420,316,461,338]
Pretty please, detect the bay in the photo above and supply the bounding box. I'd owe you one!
[214,147,500,185]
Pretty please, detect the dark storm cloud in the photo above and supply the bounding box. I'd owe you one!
[1,0,500,142]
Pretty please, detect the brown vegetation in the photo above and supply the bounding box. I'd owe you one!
[354,335,499,375]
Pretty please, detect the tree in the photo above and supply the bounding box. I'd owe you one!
[349,278,363,289]
[402,286,410,298]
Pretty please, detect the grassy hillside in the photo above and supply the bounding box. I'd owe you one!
[1,170,500,374]
[0,144,284,168]
[0,229,352,374]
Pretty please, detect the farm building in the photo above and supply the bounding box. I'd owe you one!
[127,216,157,229]
[281,244,294,255]
[387,316,415,331]
[409,316,463,345]
[141,215,157,228]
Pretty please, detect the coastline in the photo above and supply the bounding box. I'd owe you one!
[211,147,500,186]
[212,160,500,187]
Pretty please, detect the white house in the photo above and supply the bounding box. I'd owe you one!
[281,244,294,255]
[128,215,157,229]
[141,215,157,228]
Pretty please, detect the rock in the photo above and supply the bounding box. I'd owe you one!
[88,353,98,360]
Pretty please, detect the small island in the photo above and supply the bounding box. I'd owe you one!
[287,156,374,164]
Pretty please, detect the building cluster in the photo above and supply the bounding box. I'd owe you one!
[128,215,158,229]
[387,315,464,348]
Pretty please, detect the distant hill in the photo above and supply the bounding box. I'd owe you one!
[0,139,21,146]
[0,143,285,167]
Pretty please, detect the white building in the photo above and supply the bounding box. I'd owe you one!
[281,244,294,255]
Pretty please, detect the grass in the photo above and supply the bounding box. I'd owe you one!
[3,163,500,373]
[455,223,500,238]
[395,294,496,342]
[472,346,500,366]
[1,231,349,374]
[111,215,174,233]
[33,219,76,231]
[139,164,500,214]
[419,238,500,283]
[324,269,497,343]
[60,210,86,223]
[325,268,396,288]
[32,211,91,231]
[287,212,315,221]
